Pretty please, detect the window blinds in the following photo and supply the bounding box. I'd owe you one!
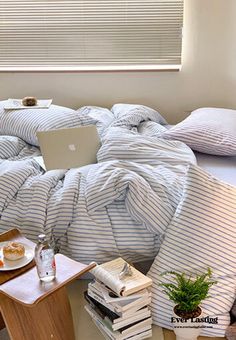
[0,0,184,71]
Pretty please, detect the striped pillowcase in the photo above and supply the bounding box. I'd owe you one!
[162,107,236,155]
[0,101,96,146]
[0,136,26,159]
[148,164,236,337]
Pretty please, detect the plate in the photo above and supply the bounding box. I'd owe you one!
[0,242,34,271]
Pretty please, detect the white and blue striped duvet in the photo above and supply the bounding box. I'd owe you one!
[148,164,236,337]
[0,103,235,336]
[0,104,195,266]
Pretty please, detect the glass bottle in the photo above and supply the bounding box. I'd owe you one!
[35,234,56,282]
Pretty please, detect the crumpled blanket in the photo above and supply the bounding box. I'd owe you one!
[0,104,196,265]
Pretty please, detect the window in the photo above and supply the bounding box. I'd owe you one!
[0,0,184,71]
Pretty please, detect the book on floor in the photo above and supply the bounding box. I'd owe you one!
[84,291,151,331]
[85,257,153,340]
[85,304,152,340]
[90,257,152,297]
[88,280,151,317]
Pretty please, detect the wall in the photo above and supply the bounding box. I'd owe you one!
[0,0,235,123]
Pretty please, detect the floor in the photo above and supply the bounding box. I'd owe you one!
[163,329,225,340]
[0,279,227,340]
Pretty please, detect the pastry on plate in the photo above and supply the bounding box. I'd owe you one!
[22,96,37,106]
[3,242,25,261]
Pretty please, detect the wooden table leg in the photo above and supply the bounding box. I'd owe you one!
[0,287,75,340]
[0,311,5,330]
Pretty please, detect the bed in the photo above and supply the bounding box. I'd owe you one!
[0,102,235,338]
[195,152,236,186]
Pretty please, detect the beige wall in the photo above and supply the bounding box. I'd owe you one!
[0,0,235,123]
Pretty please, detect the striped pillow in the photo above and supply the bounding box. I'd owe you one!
[0,101,96,146]
[0,136,26,159]
[148,164,236,337]
[162,107,236,155]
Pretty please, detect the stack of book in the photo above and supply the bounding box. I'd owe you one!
[84,257,153,340]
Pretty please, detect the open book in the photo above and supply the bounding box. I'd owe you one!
[90,257,152,297]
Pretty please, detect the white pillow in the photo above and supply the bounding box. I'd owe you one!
[0,101,96,146]
[162,107,236,155]
[148,164,236,337]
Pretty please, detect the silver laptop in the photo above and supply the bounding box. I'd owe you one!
[37,125,100,171]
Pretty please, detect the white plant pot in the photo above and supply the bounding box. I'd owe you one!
[172,308,202,340]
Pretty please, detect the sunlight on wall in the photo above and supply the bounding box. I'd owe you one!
[0,0,235,123]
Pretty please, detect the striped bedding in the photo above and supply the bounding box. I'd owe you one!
[162,107,236,156]
[0,103,235,336]
[0,101,96,146]
[0,104,195,265]
[148,164,236,337]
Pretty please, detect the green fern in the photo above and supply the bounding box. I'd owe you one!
[159,268,217,312]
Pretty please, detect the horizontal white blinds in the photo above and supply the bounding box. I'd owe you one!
[0,0,184,70]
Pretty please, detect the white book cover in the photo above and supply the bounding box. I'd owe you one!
[94,317,152,340]
[87,286,119,315]
[113,307,149,324]
[105,290,151,311]
[85,304,152,340]
[91,280,150,304]
[120,297,152,318]
[4,98,52,110]
[85,304,120,340]
[88,281,151,316]
[88,283,151,320]
[122,318,152,337]
[112,308,151,331]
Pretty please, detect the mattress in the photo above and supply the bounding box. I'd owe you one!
[195,152,236,186]
[165,125,236,186]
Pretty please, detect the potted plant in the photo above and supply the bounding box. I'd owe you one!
[160,268,216,340]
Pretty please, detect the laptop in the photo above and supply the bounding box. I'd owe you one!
[36,125,100,171]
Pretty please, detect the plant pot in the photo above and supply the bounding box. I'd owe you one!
[172,305,202,340]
